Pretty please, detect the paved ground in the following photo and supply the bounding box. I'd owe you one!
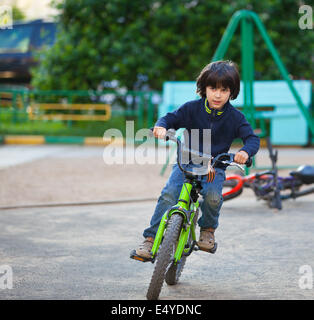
[0,144,313,300]
[0,196,313,300]
[1,144,313,207]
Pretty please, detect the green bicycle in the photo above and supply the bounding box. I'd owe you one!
[130,130,252,300]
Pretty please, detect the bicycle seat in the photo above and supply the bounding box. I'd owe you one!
[289,165,314,184]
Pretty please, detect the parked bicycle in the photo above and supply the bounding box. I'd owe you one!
[130,130,252,300]
[222,137,314,209]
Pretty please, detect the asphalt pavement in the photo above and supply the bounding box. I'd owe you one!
[0,195,313,300]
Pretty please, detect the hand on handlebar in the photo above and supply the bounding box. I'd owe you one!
[153,126,167,139]
[234,150,249,165]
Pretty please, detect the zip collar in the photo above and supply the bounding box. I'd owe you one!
[204,98,229,118]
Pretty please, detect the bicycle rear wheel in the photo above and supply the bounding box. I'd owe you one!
[146,213,183,300]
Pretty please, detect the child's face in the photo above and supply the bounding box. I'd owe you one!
[206,86,231,109]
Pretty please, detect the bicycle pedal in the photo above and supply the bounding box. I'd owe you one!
[130,249,153,263]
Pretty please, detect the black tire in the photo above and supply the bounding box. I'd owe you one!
[223,178,243,201]
[165,255,187,285]
[165,209,199,286]
[146,213,183,300]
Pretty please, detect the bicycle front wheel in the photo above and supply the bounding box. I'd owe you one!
[165,250,187,286]
[165,208,199,285]
[223,176,243,201]
[146,213,183,300]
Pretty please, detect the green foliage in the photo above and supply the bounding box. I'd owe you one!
[0,110,127,137]
[31,0,314,91]
[12,6,26,21]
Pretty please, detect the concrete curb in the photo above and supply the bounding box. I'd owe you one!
[1,135,125,146]
[0,135,306,148]
[0,197,157,210]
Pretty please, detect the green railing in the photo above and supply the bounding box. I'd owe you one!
[0,88,159,136]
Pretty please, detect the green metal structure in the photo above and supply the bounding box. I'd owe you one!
[159,10,313,176]
[212,10,313,137]
[212,10,313,173]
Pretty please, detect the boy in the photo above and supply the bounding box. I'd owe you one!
[136,60,260,258]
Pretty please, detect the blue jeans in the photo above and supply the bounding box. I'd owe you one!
[143,163,226,238]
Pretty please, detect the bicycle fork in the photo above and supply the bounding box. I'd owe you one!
[151,187,199,264]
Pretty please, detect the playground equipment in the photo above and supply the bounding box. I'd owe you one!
[158,10,313,175]
[28,103,111,121]
[212,10,313,138]
[158,80,312,146]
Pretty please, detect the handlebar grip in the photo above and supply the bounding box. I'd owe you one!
[150,127,173,141]
[245,157,252,167]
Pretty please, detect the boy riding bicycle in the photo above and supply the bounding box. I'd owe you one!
[136,60,260,258]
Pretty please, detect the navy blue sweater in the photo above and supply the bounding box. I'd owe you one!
[156,98,260,165]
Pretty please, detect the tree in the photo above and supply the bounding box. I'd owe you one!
[31,0,314,91]
[12,6,26,21]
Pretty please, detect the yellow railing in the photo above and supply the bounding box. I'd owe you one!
[27,103,111,121]
[0,92,23,108]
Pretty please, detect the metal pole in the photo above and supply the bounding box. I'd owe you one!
[241,16,255,128]
[241,16,256,174]
[249,11,314,136]
[212,11,242,61]
[147,92,154,129]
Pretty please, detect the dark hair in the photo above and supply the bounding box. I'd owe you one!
[196,60,240,100]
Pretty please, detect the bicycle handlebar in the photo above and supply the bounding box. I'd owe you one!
[150,128,252,177]
[212,153,252,168]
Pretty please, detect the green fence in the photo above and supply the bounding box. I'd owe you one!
[0,88,160,137]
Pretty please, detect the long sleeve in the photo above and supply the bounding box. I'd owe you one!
[236,114,260,157]
[155,103,190,130]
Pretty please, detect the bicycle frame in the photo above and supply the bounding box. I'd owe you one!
[224,168,314,207]
[131,129,251,264]
[150,131,250,263]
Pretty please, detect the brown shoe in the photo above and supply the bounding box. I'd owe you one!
[197,228,215,250]
[135,237,154,259]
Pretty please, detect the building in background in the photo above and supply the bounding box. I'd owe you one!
[0,0,60,85]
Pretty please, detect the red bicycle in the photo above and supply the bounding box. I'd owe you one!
[222,137,314,209]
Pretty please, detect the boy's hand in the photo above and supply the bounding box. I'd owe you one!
[234,150,249,164]
[153,126,167,139]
